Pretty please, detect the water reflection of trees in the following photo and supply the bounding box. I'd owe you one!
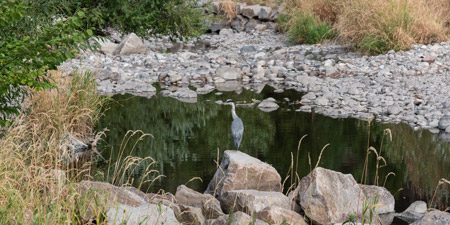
[96,88,449,209]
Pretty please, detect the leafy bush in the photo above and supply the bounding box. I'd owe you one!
[0,0,94,125]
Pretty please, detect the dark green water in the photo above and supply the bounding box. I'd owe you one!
[96,86,449,212]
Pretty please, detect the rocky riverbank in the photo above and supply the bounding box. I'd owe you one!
[59,19,450,139]
[75,150,449,225]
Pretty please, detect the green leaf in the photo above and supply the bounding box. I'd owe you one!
[86,29,93,36]
[77,11,85,17]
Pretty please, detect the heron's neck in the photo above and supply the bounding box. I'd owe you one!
[231,103,238,119]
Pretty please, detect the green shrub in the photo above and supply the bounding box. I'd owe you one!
[287,14,336,44]
[0,0,95,125]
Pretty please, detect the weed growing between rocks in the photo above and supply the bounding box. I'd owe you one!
[0,71,106,223]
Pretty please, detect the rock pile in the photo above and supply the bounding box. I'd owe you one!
[73,150,450,225]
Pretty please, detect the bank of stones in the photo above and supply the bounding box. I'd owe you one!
[60,13,450,136]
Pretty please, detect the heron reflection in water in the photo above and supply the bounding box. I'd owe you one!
[225,99,244,150]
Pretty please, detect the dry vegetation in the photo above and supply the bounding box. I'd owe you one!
[281,0,450,54]
[0,71,105,224]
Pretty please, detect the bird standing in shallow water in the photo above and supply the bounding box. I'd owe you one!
[226,99,244,150]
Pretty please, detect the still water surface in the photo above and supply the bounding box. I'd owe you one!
[96,86,449,212]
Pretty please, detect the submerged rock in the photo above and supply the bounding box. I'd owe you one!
[205,150,282,198]
[257,98,279,112]
[396,201,427,223]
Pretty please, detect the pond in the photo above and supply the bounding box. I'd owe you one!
[96,86,449,215]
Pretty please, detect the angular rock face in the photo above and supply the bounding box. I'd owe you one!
[59,134,90,166]
[220,190,290,214]
[231,15,248,32]
[257,206,307,225]
[214,211,266,225]
[205,150,282,198]
[241,5,262,19]
[107,203,179,225]
[359,184,395,214]
[173,204,205,225]
[216,66,242,80]
[113,33,146,55]
[258,6,272,21]
[298,167,366,225]
[175,185,215,208]
[411,210,450,225]
[175,185,224,219]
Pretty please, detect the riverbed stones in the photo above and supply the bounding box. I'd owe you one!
[219,190,290,214]
[169,88,197,103]
[257,206,308,225]
[298,167,367,225]
[438,115,450,130]
[411,210,450,225]
[258,6,272,21]
[113,33,146,55]
[205,150,282,197]
[359,184,395,214]
[216,66,242,80]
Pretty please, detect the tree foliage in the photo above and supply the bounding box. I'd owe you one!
[0,0,94,125]
[0,0,205,125]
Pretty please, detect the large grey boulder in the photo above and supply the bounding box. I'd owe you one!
[220,190,290,214]
[113,33,146,55]
[257,206,307,225]
[241,5,262,19]
[107,203,179,225]
[359,184,395,214]
[298,167,371,225]
[411,210,450,225]
[205,150,282,198]
[216,66,242,80]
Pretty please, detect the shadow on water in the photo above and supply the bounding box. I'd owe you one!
[96,86,449,212]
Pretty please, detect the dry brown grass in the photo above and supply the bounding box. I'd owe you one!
[0,71,105,224]
[283,0,450,54]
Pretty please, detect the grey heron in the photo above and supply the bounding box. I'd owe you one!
[226,99,244,150]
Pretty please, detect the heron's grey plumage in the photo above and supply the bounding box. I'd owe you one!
[228,100,244,150]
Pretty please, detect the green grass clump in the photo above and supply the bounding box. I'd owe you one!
[287,14,336,44]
